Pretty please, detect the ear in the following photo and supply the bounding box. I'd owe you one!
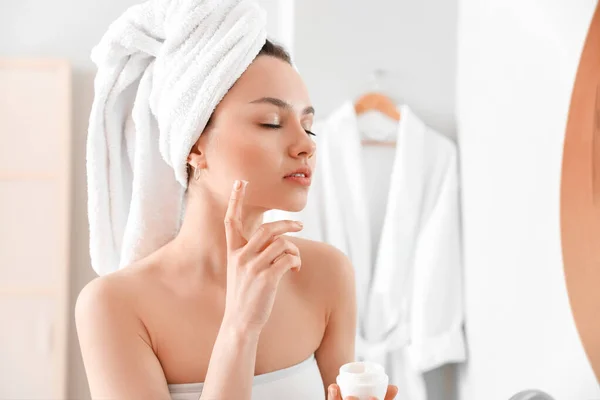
[187,137,207,170]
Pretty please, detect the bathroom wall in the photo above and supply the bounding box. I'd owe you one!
[293,0,458,138]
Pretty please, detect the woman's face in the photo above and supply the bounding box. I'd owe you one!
[190,55,317,213]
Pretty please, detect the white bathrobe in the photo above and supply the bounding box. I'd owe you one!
[265,101,466,399]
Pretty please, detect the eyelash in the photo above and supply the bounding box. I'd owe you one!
[261,123,317,136]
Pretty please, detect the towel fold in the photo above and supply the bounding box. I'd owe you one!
[86,0,267,276]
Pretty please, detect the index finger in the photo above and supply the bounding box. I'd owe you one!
[384,385,398,400]
[224,179,247,251]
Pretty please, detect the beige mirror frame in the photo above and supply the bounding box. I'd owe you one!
[560,2,600,384]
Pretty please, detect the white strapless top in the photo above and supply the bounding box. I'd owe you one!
[168,354,325,400]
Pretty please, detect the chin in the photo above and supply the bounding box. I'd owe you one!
[282,202,307,213]
[268,194,308,213]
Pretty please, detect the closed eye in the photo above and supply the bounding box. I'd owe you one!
[261,123,281,129]
[260,123,317,136]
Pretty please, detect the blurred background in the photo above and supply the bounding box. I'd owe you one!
[1,0,599,399]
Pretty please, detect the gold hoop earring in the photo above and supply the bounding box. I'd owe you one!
[194,164,201,181]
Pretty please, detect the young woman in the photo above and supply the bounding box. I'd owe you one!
[76,34,398,400]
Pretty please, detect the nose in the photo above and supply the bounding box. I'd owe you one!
[288,124,317,160]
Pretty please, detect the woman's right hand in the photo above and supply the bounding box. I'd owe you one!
[222,179,304,335]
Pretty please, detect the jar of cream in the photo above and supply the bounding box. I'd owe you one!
[336,361,389,400]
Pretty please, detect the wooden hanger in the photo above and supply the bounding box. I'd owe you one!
[354,92,400,147]
[354,69,400,147]
[354,92,401,121]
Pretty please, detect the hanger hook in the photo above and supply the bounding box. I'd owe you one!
[370,68,388,92]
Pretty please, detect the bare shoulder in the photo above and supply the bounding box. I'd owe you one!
[286,236,352,271]
[75,273,125,321]
[285,236,356,300]
[75,262,153,339]
[74,262,171,398]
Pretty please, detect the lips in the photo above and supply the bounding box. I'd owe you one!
[283,166,312,187]
[284,167,312,179]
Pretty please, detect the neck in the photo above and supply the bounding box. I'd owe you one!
[168,184,264,281]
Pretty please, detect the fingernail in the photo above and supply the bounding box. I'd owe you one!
[329,386,337,397]
[296,221,303,228]
[233,180,241,190]
[241,180,249,189]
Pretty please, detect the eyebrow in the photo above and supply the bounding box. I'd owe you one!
[249,97,315,116]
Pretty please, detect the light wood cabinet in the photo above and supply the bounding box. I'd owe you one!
[0,59,71,399]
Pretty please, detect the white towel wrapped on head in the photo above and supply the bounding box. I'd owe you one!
[86,0,268,276]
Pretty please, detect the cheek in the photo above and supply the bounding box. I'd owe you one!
[214,126,280,173]
[237,138,281,173]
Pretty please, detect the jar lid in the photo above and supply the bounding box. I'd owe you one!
[338,362,387,385]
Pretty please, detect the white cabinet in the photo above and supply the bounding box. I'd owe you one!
[0,59,71,399]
